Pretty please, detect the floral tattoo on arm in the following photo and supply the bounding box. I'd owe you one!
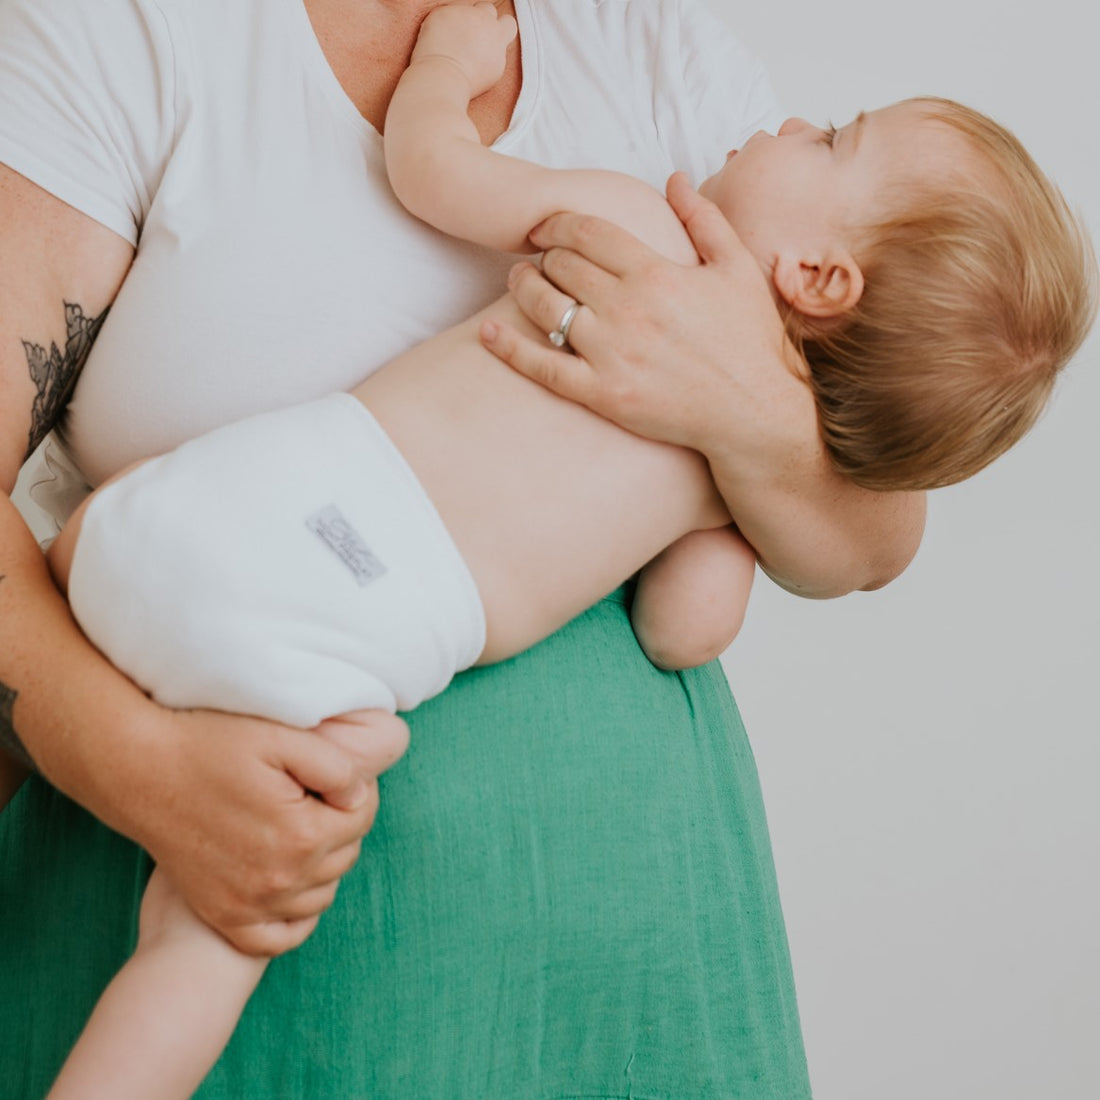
[0,578,32,768]
[22,302,107,460]
[0,681,27,768]
[1,302,105,767]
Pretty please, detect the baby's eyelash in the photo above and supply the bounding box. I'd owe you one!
[822,122,838,148]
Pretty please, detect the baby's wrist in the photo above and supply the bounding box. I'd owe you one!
[405,52,477,96]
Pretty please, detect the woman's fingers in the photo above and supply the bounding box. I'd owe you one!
[256,878,342,924]
[232,915,322,958]
[314,708,409,757]
[529,246,620,311]
[480,317,599,409]
[144,709,401,956]
[664,170,745,266]
[491,175,796,456]
[507,262,596,344]
[319,837,366,882]
[528,210,657,278]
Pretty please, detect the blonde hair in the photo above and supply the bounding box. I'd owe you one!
[792,97,1097,491]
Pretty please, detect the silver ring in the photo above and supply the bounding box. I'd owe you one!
[549,300,581,349]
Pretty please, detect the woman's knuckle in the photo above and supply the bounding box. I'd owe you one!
[572,214,601,247]
[332,845,360,877]
[529,274,552,303]
[615,299,647,329]
[538,249,567,286]
[608,376,636,407]
[359,796,380,832]
[512,262,539,292]
[541,358,564,386]
[639,262,677,298]
[204,898,235,929]
[288,819,317,858]
[265,865,296,898]
[494,329,518,359]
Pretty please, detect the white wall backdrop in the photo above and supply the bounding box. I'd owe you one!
[704,1,1100,1097]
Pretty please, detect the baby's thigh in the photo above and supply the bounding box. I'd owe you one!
[46,461,148,594]
[46,492,89,594]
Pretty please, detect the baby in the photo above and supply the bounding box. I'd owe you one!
[30,5,1096,1098]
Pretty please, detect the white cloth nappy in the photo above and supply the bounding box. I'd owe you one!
[67,393,486,726]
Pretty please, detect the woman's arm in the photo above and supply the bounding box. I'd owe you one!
[0,165,408,955]
[483,176,926,597]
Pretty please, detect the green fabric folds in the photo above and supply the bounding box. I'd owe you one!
[0,590,809,1098]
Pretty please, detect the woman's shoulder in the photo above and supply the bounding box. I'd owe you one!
[0,0,183,243]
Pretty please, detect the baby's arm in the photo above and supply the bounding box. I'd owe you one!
[384,3,696,262]
[632,527,756,670]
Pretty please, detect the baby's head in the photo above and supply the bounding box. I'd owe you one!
[701,98,1097,490]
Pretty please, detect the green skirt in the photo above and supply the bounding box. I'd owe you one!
[0,590,810,1098]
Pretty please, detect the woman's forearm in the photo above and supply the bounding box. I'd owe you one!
[0,493,161,810]
[691,360,926,597]
[705,420,926,598]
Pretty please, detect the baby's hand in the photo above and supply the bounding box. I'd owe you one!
[411,2,517,99]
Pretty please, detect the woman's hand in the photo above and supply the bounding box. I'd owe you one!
[117,704,409,957]
[482,172,925,596]
[480,171,807,456]
[6,490,410,957]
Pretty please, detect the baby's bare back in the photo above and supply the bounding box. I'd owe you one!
[354,294,730,662]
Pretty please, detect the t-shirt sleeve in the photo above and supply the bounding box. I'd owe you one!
[654,0,786,185]
[0,0,177,245]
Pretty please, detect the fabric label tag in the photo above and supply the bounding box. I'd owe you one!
[306,504,387,587]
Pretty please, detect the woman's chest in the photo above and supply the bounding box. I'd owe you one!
[61,0,690,484]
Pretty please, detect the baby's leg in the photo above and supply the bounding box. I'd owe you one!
[46,461,140,597]
[44,478,266,1097]
[44,711,401,1100]
[47,867,267,1100]
[42,712,402,1100]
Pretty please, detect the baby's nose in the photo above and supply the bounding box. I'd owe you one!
[778,117,812,137]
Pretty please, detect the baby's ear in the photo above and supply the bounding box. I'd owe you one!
[774,250,864,319]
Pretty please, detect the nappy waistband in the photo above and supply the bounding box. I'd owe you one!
[68,393,487,725]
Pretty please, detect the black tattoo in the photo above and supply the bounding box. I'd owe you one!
[22,301,107,460]
[0,577,34,768]
[0,679,32,769]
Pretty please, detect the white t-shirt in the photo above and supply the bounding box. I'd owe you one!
[0,0,782,513]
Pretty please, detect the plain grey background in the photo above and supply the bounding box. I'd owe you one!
[11,2,1097,1097]
[704,1,1100,1097]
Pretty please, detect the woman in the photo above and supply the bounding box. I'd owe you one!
[0,0,923,1095]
